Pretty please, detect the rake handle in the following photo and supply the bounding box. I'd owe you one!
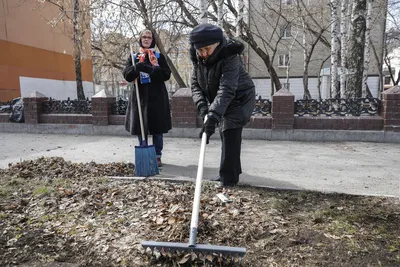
[189,116,208,247]
[130,44,146,142]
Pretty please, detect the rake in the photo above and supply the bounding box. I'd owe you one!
[141,116,246,258]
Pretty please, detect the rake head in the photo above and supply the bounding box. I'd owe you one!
[141,241,246,258]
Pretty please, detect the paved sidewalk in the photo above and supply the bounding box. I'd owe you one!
[0,132,399,197]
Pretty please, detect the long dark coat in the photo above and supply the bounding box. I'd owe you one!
[190,37,255,131]
[123,52,172,136]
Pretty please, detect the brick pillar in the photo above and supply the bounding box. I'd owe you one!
[171,88,197,128]
[382,85,400,132]
[23,91,48,124]
[272,88,295,130]
[92,90,116,126]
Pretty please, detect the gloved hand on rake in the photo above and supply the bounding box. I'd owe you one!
[199,115,218,144]
[198,104,208,119]
[135,62,154,74]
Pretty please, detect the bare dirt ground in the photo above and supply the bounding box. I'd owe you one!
[1,157,399,266]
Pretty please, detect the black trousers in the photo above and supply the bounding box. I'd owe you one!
[219,127,243,186]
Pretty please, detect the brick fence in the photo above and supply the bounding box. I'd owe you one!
[1,86,399,133]
[170,86,399,132]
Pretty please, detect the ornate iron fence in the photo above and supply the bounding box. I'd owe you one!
[111,98,128,115]
[295,97,381,117]
[252,96,272,116]
[0,101,12,113]
[43,98,91,114]
[39,95,381,117]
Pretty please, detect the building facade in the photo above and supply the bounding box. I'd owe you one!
[0,0,93,102]
[247,0,386,99]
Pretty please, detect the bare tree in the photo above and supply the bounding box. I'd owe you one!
[217,0,224,27]
[346,0,367,98]
[362,0,373,96]
[91,0,188,89]
[174,0,283,92]
[32,0,92,100]
[330,0,340,98]
[295,0,331,99]
[200,0,208,23]
[285,30,299,90]
[340,0,350,97]
[73,0,84,99]
[130,0,187,88]
[383,0,400,86]
[317,55,332,100]
[236,0,243,37]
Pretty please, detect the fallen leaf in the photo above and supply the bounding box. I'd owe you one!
[323,233,341,240]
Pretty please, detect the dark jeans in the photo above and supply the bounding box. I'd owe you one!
[219,127,243,186]
[138,134,163,158]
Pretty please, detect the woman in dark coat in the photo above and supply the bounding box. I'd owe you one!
[123,29,172,167]
[189,24,256,187]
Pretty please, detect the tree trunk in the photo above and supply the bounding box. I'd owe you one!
[236,0,243,37]
[346,0,366,98]
[378,0,388,95]
[239,34,282,92]
[340,0,349,97]
[301,16,311,99]
[362,0,372,97]
[270,79,275,97]
[371,42,384,98]
[200,0,208,23]
[217,0,224,27]
[346,0,354,53]
[330,0,340,98]
[285,31,298,91]
[73,0,85,100]
[318,55,331,100]
[153,31,187,88]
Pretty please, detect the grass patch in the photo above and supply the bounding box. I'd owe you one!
[33,186,51,197]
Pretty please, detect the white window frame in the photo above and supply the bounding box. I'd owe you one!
[280,25,292,39]
[281,0,293,5]
[278,54,290,68]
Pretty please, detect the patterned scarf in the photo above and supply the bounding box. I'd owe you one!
[138,48,159,66]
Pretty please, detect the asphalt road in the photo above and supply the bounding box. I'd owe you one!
[0,132,399,197]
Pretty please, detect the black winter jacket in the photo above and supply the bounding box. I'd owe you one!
[190,37,255,131]
[123,52,172,136]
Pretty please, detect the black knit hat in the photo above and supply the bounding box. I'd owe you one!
[190,23,223,49]
[138,29,156,48]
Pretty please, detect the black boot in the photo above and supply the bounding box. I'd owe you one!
[218,182,236,188]
[211,175,221,182]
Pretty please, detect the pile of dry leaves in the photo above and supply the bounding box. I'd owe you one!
[0,157,399,266]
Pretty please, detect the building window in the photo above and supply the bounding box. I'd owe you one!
[281,0,293,5]
[384,76,391,85]
[278,54,290,68]
[280,25,292,38]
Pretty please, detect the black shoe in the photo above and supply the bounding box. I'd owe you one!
[217,182,236,188]
[211,175,221,182]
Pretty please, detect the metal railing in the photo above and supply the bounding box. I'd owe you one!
[252,96,272,116]
[111,98,128,115]
[39,96,381,117]
[294,97,381,117]
[43,98,91,114]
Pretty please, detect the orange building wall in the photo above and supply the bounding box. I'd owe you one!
[0,0,93,102]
